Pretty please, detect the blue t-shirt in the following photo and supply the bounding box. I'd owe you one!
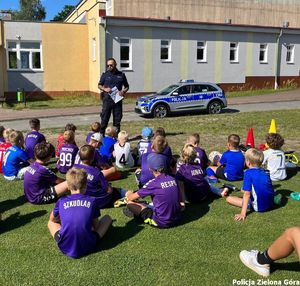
[242,168,274,212]
[2,145,30,177]
[99,136,116,161]
[53,194,100,258]
[220,150,245,181]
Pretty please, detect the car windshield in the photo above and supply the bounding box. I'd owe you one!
[156,85,179,95]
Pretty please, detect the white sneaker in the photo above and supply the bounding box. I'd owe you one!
[239,250,270,277]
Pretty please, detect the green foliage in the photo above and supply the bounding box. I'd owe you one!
[1,110,300,285]
[51,5,75,22]
[12,0,46,21]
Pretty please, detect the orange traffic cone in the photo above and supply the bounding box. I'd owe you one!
[269,119,277,134]
[246,128,255,148]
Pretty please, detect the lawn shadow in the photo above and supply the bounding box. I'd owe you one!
[275,188,293,208]
[178,201,210,226]
[0,195,27,213]
[272,261,300,273]
[286,166,299,180]
[223,108,240,113]
[0,210,47,235]
[98,219,144,251]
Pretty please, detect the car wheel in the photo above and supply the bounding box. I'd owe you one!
[152,104,169,118]
[207,100,222,114]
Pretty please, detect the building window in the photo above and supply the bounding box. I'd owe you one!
[120,38,131,69]
[229,42,238,62]
[92,38,96,62]
[286,44,295,63]
[161,40,171,62]
[7,41,42,71]
[259,44,268,63]
[197,41,206,62]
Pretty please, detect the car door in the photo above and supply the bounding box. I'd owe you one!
[190,84,207,111]
[170,85,194,112]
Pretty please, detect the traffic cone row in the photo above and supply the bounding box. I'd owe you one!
[245,119,277,150]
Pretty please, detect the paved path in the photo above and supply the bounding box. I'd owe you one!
[1,89,299,130]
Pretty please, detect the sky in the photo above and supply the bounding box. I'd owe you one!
[0,0,80,21]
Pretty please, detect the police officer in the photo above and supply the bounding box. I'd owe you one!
[98,58,129,135]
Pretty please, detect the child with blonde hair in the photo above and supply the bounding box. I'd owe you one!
[226,148,274,221]
[113,130,134,169]
[3,131,32,180]
[176,144,228,203]
[56,130,79,174]
[48,167,112,258]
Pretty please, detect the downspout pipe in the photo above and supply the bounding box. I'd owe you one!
[274,28,283,89]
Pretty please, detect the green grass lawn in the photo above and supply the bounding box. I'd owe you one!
[1,110,300,285]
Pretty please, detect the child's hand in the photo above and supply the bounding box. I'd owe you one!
[180,202,186,212]
[234,214,246,221]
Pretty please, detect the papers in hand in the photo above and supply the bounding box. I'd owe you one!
[109,86,124,103]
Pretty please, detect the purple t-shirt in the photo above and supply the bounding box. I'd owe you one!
[24,162,57,204]
[140,146,172,186]
[74,150,107,169]
[86,132,94,144]
[176,163,211,202]
[74,164,110,208]
[194,146,209,171]
[137,174,181,228]
[25,131,46,159]
[56,143,79,174]
[53,193,100,258]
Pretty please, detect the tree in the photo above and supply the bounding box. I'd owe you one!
[12,0,46,21]
[52,5,75,22]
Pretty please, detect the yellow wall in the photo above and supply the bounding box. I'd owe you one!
[42,23,89,91]
[66,0,106,94]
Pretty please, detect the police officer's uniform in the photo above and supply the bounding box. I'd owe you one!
[98,69,129,134]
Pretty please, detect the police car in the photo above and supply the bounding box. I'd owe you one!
[135,80,227,118]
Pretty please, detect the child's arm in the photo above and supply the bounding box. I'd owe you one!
[126,190,140,201]
[55,177,65,184]
[177,180,186,211]
[49,211,60,223]
[234,191,251,221]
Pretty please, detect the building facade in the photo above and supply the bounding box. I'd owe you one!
[0,0,300,99]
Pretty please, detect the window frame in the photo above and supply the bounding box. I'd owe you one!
[160,39,172,62]
[7,40,43,71]
[259,43,268,63]
[120,38,132,70]
[197,41,207,62]
[286,44,295,64]
[92,38,97,62]
[229,42,239,63]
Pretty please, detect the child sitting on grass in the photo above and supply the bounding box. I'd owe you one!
[176,144,228,204]
[86,121,101,143]
[226,148,274,221]
[48,167,112,259]
[55,123,77,158]
[263,133,287,181]
[25,118,46,160]
[56,130,79,174]
[0,128,13,174]
[186,133,209,171]
[3,131,32,180]
[113,130,135,169]
[207,134,245,182]
[135,127,153,165]
[24,142,69,204]
[99,126,117,164]
[74,145,126,208]
[124,152,182,228]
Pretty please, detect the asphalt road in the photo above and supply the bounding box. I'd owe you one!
[4,100,300,131]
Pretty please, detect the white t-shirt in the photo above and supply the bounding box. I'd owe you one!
[263,148,286,181]
[114,142,134,169]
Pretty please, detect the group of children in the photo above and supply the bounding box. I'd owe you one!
[0,119,297,267]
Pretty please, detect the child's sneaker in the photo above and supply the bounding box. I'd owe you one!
[114,197,128,208]
[123,207,134,218]
[223,183,239,193]
[239,250,270,277]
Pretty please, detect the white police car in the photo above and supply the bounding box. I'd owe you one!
[135,80,227,118]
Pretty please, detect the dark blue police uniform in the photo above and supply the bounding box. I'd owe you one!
[99,69,129,134]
